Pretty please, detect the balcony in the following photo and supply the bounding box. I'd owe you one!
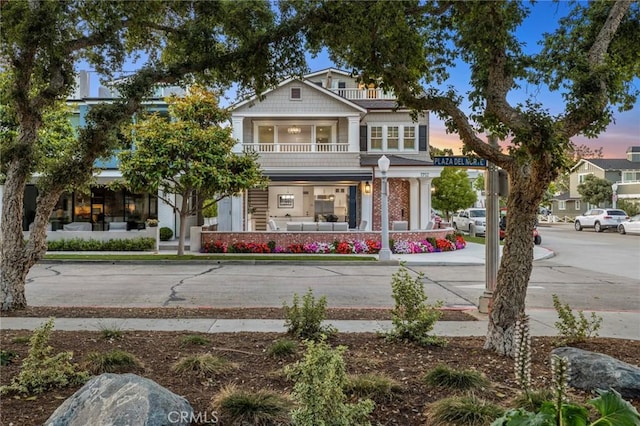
[244,143,350,153]
[329,88,395,100]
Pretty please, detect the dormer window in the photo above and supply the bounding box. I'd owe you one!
[290,87,301,100]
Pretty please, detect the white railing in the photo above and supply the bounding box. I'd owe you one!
[244,143,350,153]
[329,88,396,100]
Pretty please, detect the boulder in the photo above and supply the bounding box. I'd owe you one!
[45,373,193,426]
[551,347,640,399]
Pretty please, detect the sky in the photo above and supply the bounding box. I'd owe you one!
[85,1,639,159]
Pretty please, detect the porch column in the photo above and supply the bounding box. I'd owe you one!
[361,182,373,231]
[419,177,431,228]
[347,116,360,152]
[409,178,420,230]
[231,117,244,153]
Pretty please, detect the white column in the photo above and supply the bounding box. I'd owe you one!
[231,116,244,153]
[157,195,175,237]
[409,178,420,230]
[361,184,373,231]
[419,177,431,229]
[347,116,360,152]
[230,195,243,232]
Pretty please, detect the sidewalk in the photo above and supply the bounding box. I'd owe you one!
[2,243,638,339]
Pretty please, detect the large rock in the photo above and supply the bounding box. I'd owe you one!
[45,373,193,426]
[551,347,640,399]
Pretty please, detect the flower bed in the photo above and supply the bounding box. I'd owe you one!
[201,234,466,254]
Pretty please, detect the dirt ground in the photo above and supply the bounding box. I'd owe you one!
[1,308,638,425]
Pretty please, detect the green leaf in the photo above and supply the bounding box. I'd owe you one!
[589,389,640,426]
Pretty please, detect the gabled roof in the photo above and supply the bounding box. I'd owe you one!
[572,158,640,172]
[551,192,580,201]
[231,76,367,113]
[303,68,353,79]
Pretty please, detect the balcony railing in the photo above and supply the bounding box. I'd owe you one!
[329,88,396,100]
[244,143,350,153]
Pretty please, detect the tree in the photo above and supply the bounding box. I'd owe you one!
[300,1,639,355]
[431,168,476,220]
[472,173,485,193]
[1,1,307,310]
[429,145,454,158]
[577,175,613,207]
[119,87,267,255]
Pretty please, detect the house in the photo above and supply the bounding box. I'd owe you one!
[222,68,445,232]
[552,146,640,215]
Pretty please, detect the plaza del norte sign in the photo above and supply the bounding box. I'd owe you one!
[433,156,487,167]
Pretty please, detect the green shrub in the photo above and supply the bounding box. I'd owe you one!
[99,324,124,340]
[283,288,336,340]
[171,353,236,378]
[427,394,504,426]
[180,334,210,346]
[84,349,143,374]
[11,336,30,344]
[0,318,89,395]
[552,294,602,345]
[267,339,298,358]
[386,264,446,346]
[211,384,292,425]
[512,389,555,412]
[159,227,173,241]
[202,200,218,218]
[0,350,17,366]
[423,365,489,391]
[285,338,374,425]
[345,373,402,401]
[46,237,155,251]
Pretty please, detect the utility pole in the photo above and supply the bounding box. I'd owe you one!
[479,134,500,314]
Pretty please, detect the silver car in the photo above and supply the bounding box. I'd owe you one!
[574,208,629,232]
[618,214,640,235]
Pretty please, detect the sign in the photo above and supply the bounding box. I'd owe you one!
[433,156,487,167]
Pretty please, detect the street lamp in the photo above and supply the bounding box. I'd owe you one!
[612,183,618,208]
[378,155,391,261]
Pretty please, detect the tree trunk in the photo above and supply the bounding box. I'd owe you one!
[484,161,550,356]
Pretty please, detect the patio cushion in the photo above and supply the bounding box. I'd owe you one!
[302,222,318,231]
[333,222,349,231]
[108,222,128,231]
[286,222,302,231]
[317,222,333,231]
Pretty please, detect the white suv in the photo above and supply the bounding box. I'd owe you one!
[574,209,629,232]
[452,208,486,236]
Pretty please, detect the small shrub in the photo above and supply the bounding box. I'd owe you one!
[552,294,602,345]
[99,324,124,340]
[84,349,143,374]
[46,237,155,251]
[423,365,489,391]
[11,336,30,344]
[267,339,298,358]
[0,350,17,366]
[512,388,555,412]
[159,226,173,241]
[171,353,236,378]
[345,373,402,401]
[386,264,446,346]
[283,288,336,340]
[285,338,374,425]
[180,334,210,346]
[211,384,293,425]
[427,394,504,426]
[0,318,89,395]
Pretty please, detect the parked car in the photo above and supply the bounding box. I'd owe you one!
[618,214,640,235]
[574,208,629,232]
[499,211,542,245]
[452,208,486,236]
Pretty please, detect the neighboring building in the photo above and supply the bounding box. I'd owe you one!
[12,71,190,237]
[225,68,445,232]
[552,146,640,215]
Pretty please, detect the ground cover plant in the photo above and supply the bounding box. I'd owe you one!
[1,327,638,425]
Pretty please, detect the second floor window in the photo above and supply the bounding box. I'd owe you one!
[369,124,417,151]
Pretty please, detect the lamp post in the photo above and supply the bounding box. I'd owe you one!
[378,155,391,261]
[612,183,618,208]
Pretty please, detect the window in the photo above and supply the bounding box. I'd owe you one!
[402,126,416,149]
[578,173,592,183]
[290,87,301,100]
[387,126,399,149]
[370,126,383,150]
[559,200,566,210]
[623,171,640,182]
[369,124,418,151]
[575,200,580,211]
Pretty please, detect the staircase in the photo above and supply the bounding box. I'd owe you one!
[248,189,269,231]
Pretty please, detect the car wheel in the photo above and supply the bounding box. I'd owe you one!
[574,221,582,231]
[618,224,626,235]
[534,235,542,245]
[594,222,603,232]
